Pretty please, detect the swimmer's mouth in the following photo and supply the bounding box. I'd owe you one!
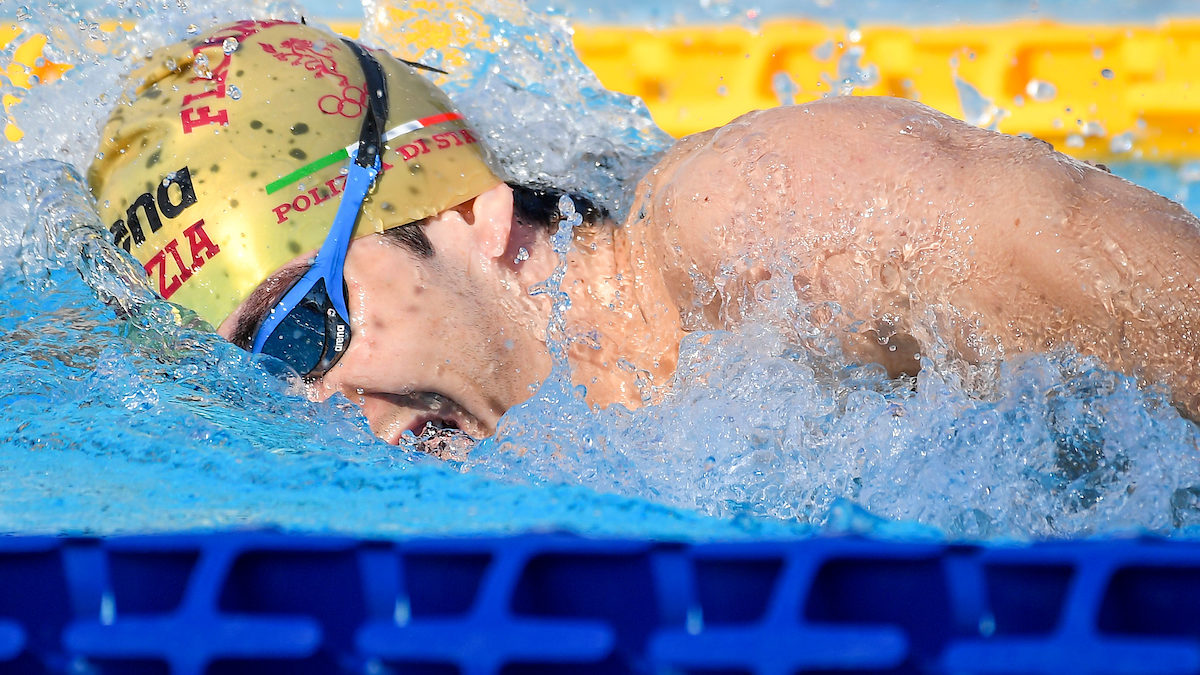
[377,391,481,448]
[399,397,477,462]
[407,416,460,436]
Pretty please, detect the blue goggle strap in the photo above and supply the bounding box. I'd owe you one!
[250,151,380,355]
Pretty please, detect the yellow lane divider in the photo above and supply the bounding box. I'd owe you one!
[576,20,1200,160]
[3,18,1199,160]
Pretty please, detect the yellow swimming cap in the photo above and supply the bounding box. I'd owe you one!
[88,20,501,328]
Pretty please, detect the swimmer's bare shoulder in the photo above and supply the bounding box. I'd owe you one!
[631,96,1083,279]
[626,95,1053,338]
[626,95,1200,418]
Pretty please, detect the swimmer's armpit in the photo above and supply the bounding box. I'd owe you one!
[225,260,311,350]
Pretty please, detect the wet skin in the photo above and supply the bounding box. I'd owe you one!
[223,96,1200,440]
[628,96,1200,417]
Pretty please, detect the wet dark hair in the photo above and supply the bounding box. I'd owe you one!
[380,182,607,257]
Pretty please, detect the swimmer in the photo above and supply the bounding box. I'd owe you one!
[88,20,1200,445]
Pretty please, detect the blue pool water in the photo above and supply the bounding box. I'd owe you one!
[4,0,1200,542]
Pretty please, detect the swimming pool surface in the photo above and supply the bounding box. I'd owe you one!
[6,1,1200,672]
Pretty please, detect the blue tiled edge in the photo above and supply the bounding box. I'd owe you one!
[0,533,1197,674]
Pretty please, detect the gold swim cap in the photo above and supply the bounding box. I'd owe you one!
[88,20,501,328]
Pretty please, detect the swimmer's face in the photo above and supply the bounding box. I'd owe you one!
[219,184,555,444]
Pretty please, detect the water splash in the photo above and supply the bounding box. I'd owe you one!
[771,71,798,106]
[361,0,672,223]
[830,45,879,96]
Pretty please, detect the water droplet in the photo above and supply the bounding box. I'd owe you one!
[1109,132,1134,153]
[1025,79,1057,102]
[834,46,879,95]
[222,37,239,55]
[772,72,799,106]
[955,76,1006,129]
[1080,120,1105,137]
[1101,68,1115,79]
[186,23,199,35]
[228,85,242,101]
[515,246,530,262]
[165,57,177,71]
[557,194,577,218]
[193,53,212,79]
[15,6,31,20]
[1065,133,1085,148]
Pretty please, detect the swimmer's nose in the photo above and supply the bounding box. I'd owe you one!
[308,364,367,406]
[306,360,404,432]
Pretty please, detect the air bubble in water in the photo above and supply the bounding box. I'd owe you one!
[228,85,242,101]
[222,37,239,55]
[1025,79,1056,102]
[1066,133,1085,148]
[16,6,31,20]
[186,24,199,35]
[1101,68,1115,79]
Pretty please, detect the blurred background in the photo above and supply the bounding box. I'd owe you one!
[8,1,1200,204]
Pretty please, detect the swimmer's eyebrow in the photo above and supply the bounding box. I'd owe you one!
[227,260,311,351]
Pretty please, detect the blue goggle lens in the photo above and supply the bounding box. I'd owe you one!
[258,279,351,378]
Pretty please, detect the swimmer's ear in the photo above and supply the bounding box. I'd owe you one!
[465,182,515,272]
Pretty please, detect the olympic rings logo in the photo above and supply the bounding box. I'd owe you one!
[319,84,366,118]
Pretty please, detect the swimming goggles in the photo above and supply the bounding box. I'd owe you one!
[251,39,388,379]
